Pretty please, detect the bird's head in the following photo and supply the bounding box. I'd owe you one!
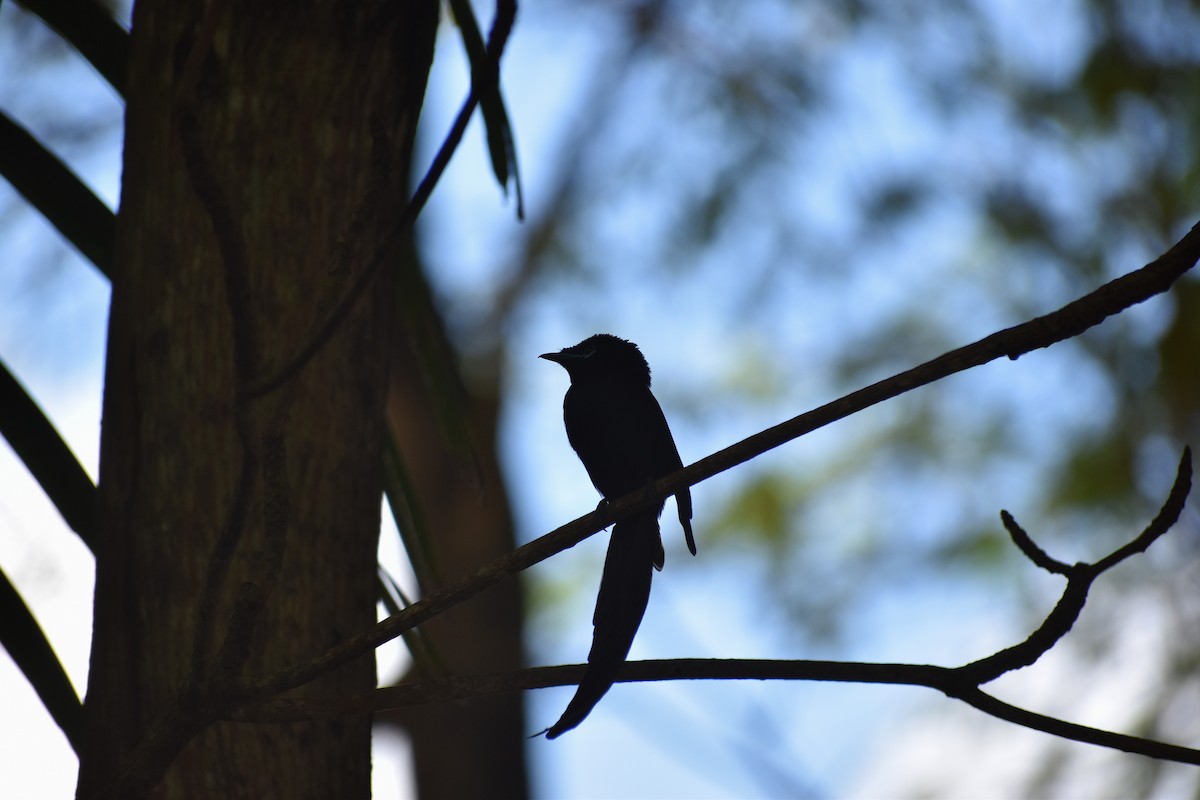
[540,334,652,387]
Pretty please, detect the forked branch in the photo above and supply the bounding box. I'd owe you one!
[231,449,1196,765]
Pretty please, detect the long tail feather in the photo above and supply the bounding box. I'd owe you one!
[545,513,661,738]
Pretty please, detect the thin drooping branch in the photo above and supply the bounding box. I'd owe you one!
[175,14,274,685]
[228,449,1196,766]
[237,219,1200,700]
[175,5,296,691]
[246,0,520,399]
[952,685,1200,765]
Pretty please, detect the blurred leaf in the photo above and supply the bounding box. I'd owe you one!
[709,472,800,549]
[1078,40,1161,126]
[383,433,441,587]
[17,0,129,97]
[1048,435,1137,511]
[0,564,82,754]
[929,525,1011,572]
[376,566,446,679]
[1155,278,1200,435]
[984,183,1055,247]
[0,357,96,551]
[716,345,789,403]
[0,110,114,278]
[447,0,523,217]
[395,239,482,489]
[863,178,927,229]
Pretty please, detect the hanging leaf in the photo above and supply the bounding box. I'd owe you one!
[447,0,523,217]
[383,433,442,587]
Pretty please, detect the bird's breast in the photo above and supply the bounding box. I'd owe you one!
[563,383,670,500]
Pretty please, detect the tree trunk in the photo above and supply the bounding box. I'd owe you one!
[77,2,438,796]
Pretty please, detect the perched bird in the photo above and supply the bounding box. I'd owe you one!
[539,334,695,738]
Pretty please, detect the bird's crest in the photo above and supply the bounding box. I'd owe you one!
[556,334,652,387]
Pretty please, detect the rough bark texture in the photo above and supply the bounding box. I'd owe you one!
[78,2,438,797]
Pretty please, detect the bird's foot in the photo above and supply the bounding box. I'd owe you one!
[594,497,611,530]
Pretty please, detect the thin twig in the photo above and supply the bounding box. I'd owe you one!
[963,448,1190,682]
[247,1,520,398]
[1093,446,1192,573]
[999,510,1070,574]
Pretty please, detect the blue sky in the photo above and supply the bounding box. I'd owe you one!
[1,1,1197,798]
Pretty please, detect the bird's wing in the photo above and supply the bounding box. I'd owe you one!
[641,390,697,556]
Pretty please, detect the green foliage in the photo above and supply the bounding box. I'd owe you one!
[1156,278,1200,433]
[1049,435,1138,512]
[446,0,523,214]
[709,471,800,550]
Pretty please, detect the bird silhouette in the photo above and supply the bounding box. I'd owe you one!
[539,334,695,738]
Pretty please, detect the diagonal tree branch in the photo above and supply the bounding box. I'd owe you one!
[17,0,130,97]
[0,355,96,549]
[648,218,1200,508]
[0,109,114,277]
[229,447,1196,766]
[0,563,83,754]
[236,219,1200,700]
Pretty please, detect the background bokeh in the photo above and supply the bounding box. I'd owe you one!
[2,0,1198,797]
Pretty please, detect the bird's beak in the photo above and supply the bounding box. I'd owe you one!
[540,351,568,365]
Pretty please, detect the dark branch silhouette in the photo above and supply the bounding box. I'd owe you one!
[228,448,1196,766]
[246,0,519,399]
[231,660,1200,766]
[236,218,1200,701]
[102,217,1200,794]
